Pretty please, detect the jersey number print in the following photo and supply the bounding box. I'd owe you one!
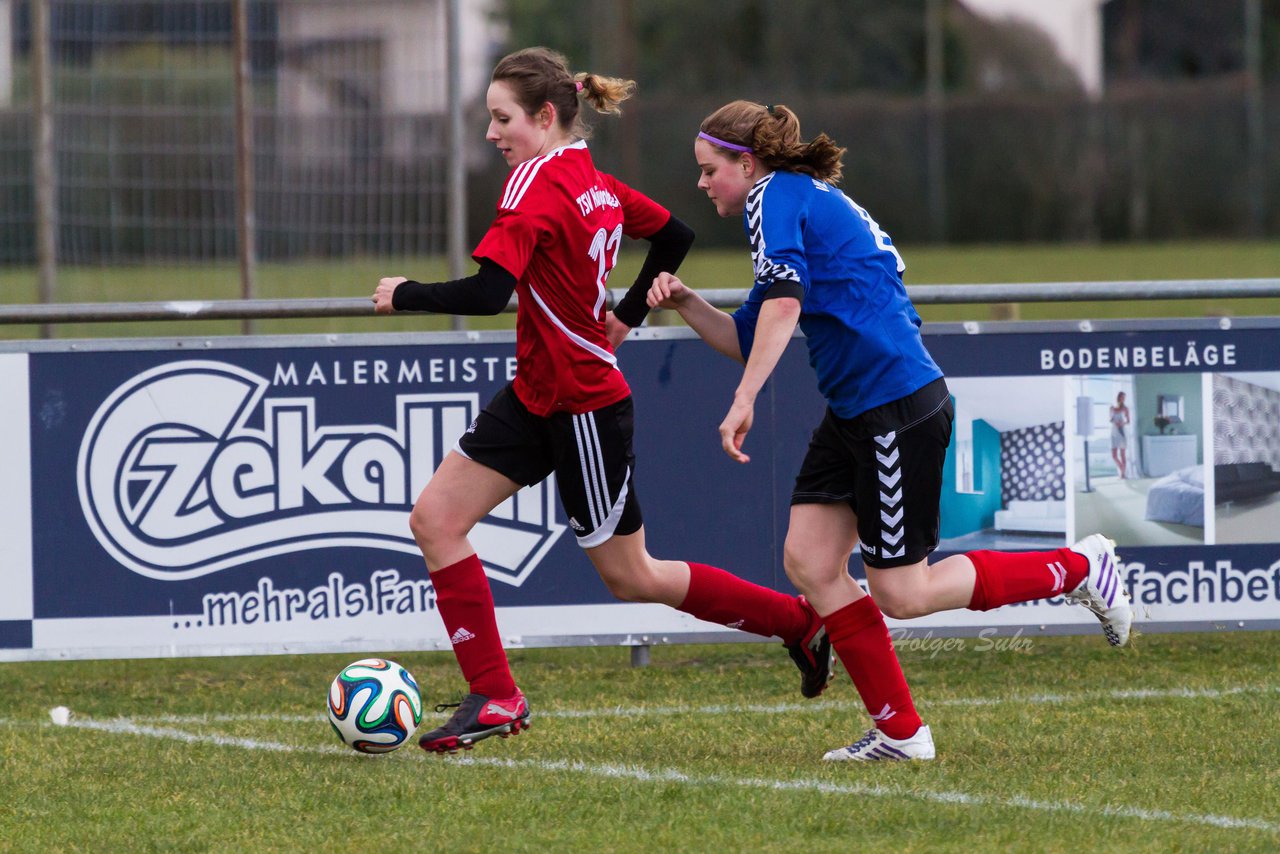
[588,224,624,316]
[843,194,904,271]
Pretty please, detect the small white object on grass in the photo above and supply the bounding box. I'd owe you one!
[49,706,71,726]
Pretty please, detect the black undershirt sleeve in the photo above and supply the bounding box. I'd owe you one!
[612,215,696,328]
[391,259,518,316]
[760,280,805,302]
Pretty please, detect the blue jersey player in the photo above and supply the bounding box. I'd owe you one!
[649,100,1131,762]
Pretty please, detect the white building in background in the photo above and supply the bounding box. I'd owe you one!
[960,0,1111,96]
[277,0,503,164]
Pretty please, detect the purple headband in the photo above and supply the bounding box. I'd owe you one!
[697,131,752,153]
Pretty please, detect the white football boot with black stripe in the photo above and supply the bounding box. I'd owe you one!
[823,725,936,762]
[1065,534,1132,647]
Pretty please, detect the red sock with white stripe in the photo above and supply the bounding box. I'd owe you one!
[824,596,922,740]
[966,548,1088,610]
[430,554,517,698]
[677,562,810,644]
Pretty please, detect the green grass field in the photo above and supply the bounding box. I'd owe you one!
[2,632,1278,852]
[2,239,1280,340]
[2,241,1279,850]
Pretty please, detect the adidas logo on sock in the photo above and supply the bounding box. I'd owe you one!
[449,627,476,645]
[1047,560,1067,594]
[871,703,898,722]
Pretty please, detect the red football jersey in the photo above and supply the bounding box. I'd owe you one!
[472,141,670,417]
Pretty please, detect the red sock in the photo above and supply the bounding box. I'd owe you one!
[430,554,516,698]
[677,562,810,644]
[966,548,1087,610]
[824,596,922,740]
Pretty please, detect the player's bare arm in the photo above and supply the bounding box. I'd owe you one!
[720,296,801,463]
[648,273,743,362]
[611,215,696,334]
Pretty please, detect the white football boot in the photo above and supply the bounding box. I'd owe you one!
[823,724,936,762]
[1065,533,1132,647]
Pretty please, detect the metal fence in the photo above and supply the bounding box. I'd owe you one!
[0,0,1276,298]
[1,0,477,288]
[4,279,1280,327]
[598,80,1280,251]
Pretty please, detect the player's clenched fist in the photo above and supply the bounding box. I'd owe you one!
[647,272,691,310]
[372,276,407,314]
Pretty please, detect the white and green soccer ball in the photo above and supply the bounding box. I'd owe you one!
[327,658,423,753]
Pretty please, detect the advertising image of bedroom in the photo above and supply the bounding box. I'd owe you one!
[937,376,1067,553]
[1073,373,1205,547]
[1213,373,1280,544]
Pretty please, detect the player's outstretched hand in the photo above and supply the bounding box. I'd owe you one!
[372,277,407,314]
[647,272,692,310]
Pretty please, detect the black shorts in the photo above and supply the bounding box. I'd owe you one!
[456,383,642,547]
[792,378,953,568]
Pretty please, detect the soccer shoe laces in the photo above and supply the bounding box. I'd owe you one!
[849,729,879,752]
[431,697,482,731]
[431,694,493,726]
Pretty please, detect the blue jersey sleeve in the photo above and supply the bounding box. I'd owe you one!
[749,176,809,295]
[733,175,811,360]
[732,299,760,361]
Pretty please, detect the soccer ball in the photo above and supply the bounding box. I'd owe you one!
[327,658,423,753]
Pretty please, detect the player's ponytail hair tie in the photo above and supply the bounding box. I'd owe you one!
[697,131,752,153]
[575,80,584,92]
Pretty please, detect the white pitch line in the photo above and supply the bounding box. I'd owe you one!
[457,756,1280,834]
[118,683,1280,726]
[69,717,350,755]
[540,683,1280,719]
[50,715,1280,835]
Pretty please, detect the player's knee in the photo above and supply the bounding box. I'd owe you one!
[598,571,652,603]
[870,584,927,620]
[597,557,676,604]
[407,507,436,551]
[782,556,822,599]
[878,599,926,620]
[408,502,461,551]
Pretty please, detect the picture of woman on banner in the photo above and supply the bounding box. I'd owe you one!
[1111,391,1131,478]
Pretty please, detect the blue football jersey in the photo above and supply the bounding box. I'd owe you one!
[731,171,942,419]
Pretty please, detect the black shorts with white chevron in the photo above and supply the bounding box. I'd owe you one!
[791,378,953,568]
[457,383,642,548]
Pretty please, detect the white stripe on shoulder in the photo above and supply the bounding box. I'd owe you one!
[525,284,618,368]
[500,140,588,211]
[500,158,538,210]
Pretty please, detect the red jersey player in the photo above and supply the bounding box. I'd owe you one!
[371,47,832,755]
